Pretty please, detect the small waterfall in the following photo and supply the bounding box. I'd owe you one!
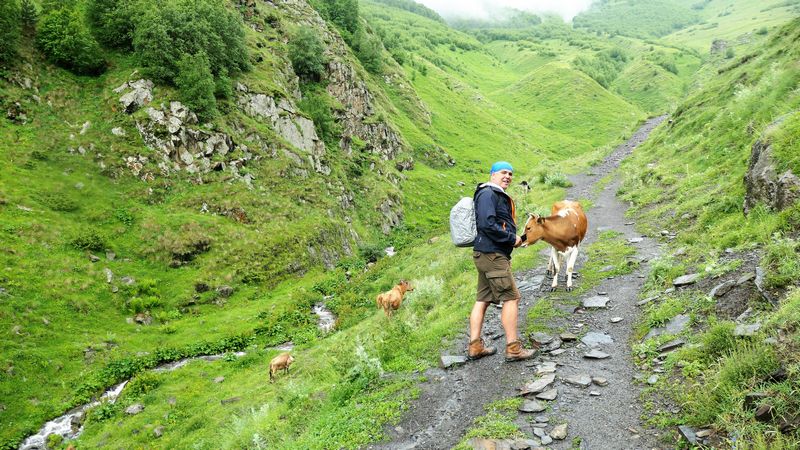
[313,302,336,333]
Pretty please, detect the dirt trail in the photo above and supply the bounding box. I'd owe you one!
[367,116,667,450]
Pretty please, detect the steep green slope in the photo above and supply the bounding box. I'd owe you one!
[662,0,800,52]
[495,61,642,147]
[619,18,800,447]
[1,0,796,448]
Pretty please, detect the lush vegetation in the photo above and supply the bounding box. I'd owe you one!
[620,17,800,448]
[0,0,798,448]
[573,0,701,38]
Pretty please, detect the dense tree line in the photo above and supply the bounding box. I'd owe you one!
[2,0,249,120]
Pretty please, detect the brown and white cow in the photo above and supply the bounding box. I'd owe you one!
[521,200,588,291]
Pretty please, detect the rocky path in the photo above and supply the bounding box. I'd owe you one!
[366,116,667,450]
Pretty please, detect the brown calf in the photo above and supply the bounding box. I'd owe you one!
[522,200,588,291]
[375,280,413,317]
[269,352,295,382]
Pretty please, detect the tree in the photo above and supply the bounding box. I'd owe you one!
[37,5,107,74]
[86,0,135,49]
[133,0,249,83]
[175,52,217,121]
[355,29,382,73]
[20,0,37,34]
[327,0,359,39]
[0,0,21,66]
[288,27,326,81]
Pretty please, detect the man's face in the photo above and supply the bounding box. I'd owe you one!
[490,169,513,190]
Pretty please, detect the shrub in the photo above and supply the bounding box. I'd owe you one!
[125,371,162,397]
[86,0,135,49]
[298,84,341,145]
[132,0,249,83]
[175,51,217,121]
[355,29,383,73]
[20,0,37,32]
[288,27,326,81]
[70,228,107,251]
[0,0,21,65]
[40,191,79,212]
[37,5,107,74]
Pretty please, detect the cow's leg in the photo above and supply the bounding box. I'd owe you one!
[547,247,556,276]
[566,245,580,291]
[550,250,563,291]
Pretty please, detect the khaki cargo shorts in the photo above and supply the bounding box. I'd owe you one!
[473,251,520,304]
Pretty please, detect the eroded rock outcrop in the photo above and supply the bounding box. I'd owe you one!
[744,113,800,214]
[271,0,408,162]
[236,83,330,175]
[120,96,259,186]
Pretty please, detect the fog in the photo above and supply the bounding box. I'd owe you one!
[416,0,594,22]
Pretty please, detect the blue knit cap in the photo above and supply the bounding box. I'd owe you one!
[490,161,513,174]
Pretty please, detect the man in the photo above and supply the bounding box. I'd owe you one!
[467,161,537,362]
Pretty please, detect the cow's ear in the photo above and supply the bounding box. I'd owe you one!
[537,216,545,224]
[527,212,534,219]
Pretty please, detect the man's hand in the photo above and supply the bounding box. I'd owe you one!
[514,235,523,248]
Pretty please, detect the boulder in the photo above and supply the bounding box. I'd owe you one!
[744,113,800,214]
[117,79,154,113]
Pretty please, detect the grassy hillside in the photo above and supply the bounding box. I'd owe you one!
[662,0,800,52]
[619,18,800,448]
[0,0,797,448]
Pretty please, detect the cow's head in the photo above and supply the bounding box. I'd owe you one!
[399,280,414,293]
[522,213,546,245]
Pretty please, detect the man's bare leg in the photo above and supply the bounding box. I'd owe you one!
[469,301,490,341]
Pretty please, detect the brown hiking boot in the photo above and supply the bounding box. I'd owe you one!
[505,340,537,362]
[467,338,497,360]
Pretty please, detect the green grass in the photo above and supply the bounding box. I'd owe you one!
[1,1,798,448]
[622,17,800,448]
[452,397,525,449]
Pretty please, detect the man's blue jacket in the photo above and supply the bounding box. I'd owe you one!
[473,183,517,258]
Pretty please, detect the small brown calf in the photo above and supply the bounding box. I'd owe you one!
[269,352,295,382]
[375,280,413,317]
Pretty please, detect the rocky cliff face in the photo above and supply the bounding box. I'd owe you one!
[744,113,800,214]
[268,0,408,162]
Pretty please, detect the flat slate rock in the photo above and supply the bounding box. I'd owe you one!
[440,355,468,369]
[644,314,690,341]
[582,296,610,308]
[710,280,736,297]
[549,349,566,356]
[657,339,686,353]
[562,374,592,388]
[519,399,547,413]
[734,322,762,336]
[678,425,697,444]
[520,373,556,395]
[535,361,557,375]
[610,317,624,323]
[629,237,644,243]
[673,273,701,286]
[636,295,659,306]
[559,332,578,342]
[581,331,613,347]
[536,388,558,401]
[531,332,554,345]
[591,376,608,386]
[584,349,610,359]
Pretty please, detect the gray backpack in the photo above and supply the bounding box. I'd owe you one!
[449,197,476,247]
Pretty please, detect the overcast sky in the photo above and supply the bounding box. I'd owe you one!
[416,0,594,21]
